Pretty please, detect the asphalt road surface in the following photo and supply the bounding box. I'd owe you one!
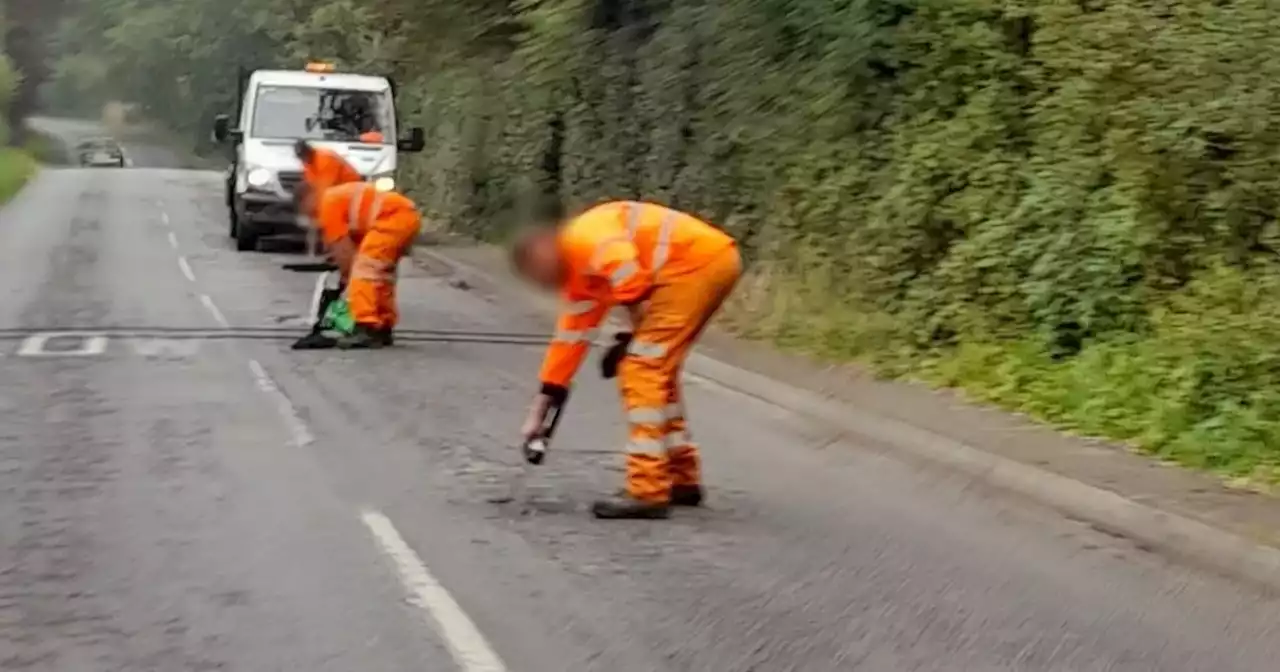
[2,118,1279,672]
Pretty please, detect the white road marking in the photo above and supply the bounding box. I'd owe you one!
[160,210,169,225]
[167,231,178,249]
[17,332,108,357]
[247,359,314,447]
[199,294,230,328]
[360,510,508,672]
[178,257,196,282]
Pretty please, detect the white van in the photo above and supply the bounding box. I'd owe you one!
[213,63,424,251]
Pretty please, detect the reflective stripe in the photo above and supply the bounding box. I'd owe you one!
[627,407,667,425]
[665,431,693,447]
[564,299,597,316]
[346,183,385,234]
[626,202,642,236]
[368,192,385,230]
[552,328,597,343]
[347,183,371,232]
[626,339,667,358]
[651,210,677,272]
[665,402,685,420]
[626,438,665,455]
[597,203,678,278]
[609,261,639,287]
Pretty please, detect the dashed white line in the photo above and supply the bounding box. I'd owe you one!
[167,231,179,249]
[199,294,229,328]
[247,359,315,447]
[178,256,196,282]
[160,210,170,225]
[361,510,508,672]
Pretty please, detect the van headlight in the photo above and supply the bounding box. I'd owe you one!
[373,175,395,192]
[247,167,273,189]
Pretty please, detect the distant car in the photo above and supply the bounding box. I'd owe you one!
[77,138,126,168]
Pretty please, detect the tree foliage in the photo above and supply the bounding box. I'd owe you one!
[2,0,71,139]
[45,0,1280,480]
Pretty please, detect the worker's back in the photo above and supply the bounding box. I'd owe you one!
[560,201,735,283]
[317,182,415,243]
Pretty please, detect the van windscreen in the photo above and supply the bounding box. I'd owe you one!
[251,85,393,143]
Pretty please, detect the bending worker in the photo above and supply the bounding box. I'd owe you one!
[291,140,364,349]
[512,201,741,519]
[300,181,422,349]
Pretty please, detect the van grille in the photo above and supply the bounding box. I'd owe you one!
[277,171,303,194]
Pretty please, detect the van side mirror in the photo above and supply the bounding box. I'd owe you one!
[213,114,242,144]
[397,127,425,153]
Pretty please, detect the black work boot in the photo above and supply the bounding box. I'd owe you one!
[670,484,704,507]
[591,493,671,520]
[376,327,395,346]
[291,329,339,350]
[337,324,385,350]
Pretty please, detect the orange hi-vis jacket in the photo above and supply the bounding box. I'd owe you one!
[315,182,418,247]
[539,201,737,388]
[303,147,363,195]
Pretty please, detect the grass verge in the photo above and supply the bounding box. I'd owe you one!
[719,261,1280,490]
[0,148,37,204]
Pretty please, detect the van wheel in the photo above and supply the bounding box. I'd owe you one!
[234,212,259,251]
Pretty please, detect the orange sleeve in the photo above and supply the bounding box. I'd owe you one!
[538,295,609,388]
[317,189,351,245]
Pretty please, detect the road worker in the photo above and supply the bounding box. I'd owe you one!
[289,141,364,349]
[512,201,741,519]
[298,181,422,349]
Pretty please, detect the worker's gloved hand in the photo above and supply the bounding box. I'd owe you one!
[600,332,633,379]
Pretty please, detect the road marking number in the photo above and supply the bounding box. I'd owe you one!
[17,332,108,357]
[10,333,206,358]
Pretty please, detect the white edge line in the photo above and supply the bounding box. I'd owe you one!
[167,231,178,249]
[199,294,229,328]
[360,510,508,672]
[178,256,196,282]
[246,359,314,447]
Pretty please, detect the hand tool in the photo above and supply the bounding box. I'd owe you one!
[489,391,570,506]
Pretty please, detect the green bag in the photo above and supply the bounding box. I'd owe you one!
[319,297,355,335]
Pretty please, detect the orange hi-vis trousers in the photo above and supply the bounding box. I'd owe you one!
[617,245,742,503]
[348,210,421,329]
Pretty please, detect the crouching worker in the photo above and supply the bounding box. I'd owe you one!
[295,181,422,349]
[512,201,741,519]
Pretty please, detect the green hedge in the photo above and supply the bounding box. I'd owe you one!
[49,0,1280,483]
